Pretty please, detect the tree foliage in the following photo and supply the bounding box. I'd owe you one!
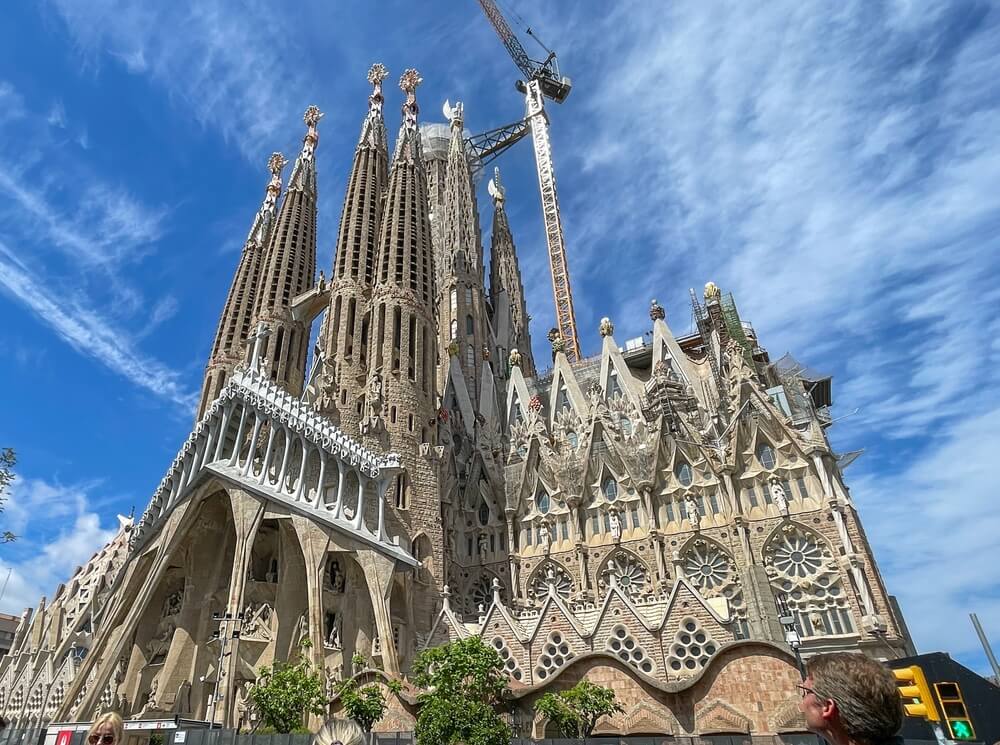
[534,680,623,739]
[337,679,388,733]
[1,448,17,544]
[411,636,511,745]
[249,642,327,733]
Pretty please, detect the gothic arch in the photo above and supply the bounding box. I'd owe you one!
[677,534,746,634]
[596,548,651,597]
[525,559,574,602]
[762,522,855,638]
[462,570,504,616]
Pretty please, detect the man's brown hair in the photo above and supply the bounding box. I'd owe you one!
[807,652,903,745]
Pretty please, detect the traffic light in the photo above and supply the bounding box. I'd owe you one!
[893,665,940,721]
[934,682,976,741]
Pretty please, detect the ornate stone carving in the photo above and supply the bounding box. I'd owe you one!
[599,317,614,337]
[508,347,522,368]
[649,299,665,321]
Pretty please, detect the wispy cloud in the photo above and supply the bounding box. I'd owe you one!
[0,242,196,409]
[48,0,316,161]
[0,477,118,614]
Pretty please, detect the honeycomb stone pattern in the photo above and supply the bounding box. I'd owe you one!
[605,624,655,675]
[491,636,523,681]
[667,617,718,674]
[534,631,575,681]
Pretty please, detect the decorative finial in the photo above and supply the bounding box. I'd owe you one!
[599,317,614,337]
[508,347,522,368]
[704,281,721,301]
[443,99,464,129]
[301,105,324,162]
[548,327,565,353]
[267,152,288,176]
[399,68,422,95]
[649,299,665,321]
[367,62,389,87]
[488,167,505,205]
[262,153,287,211]
[448,340,459,358]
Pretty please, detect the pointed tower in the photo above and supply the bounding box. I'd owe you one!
[196,152,287,420]
[436,101,490,400]
[366,68,443,611]
[319,64,390,435]
[488,167,536,377]
[249,106,323,396]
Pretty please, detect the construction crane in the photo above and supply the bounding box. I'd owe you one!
[472,0,582,362]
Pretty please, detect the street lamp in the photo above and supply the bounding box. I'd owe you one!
[205,610,245,728]
[776,593,805,680]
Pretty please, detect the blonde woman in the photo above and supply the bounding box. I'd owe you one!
[86,712,124,745]
[313,718,364,745]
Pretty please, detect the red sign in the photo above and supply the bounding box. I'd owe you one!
[55,730,75,745]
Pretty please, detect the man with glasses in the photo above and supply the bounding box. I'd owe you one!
[799,653,903,745]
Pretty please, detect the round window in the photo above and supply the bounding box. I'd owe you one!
[757,443,776,470]
[675,462,693,487]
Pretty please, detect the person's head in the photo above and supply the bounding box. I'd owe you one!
[800,653,902,745]
[313,718,364,745]
[87,712,124,745]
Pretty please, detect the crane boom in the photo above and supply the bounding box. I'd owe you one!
[526,80,581,361]
[475,0,581,361]
[477,0,535,82]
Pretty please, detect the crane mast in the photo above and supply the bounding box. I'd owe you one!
[475,0,582,362]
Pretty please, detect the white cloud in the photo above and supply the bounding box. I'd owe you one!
[0,478,117,614]
[0,241,197,409]
[49,0,316,160]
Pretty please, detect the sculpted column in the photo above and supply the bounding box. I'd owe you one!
[355,549,400,674]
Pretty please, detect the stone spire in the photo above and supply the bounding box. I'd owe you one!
[436,99,488,399]
[196,152,287,421]
[318,64,391,435]
[366,68,442,615]
[249,107,322,395]
[488,166,536,377]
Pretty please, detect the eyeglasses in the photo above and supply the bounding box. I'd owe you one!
[797,684,820,699]
[88,735,115,744]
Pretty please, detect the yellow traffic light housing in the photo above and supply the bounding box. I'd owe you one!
[934,682,976,741]
[893,665,940,721]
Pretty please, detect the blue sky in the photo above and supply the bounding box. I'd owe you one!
[1,0,998,674]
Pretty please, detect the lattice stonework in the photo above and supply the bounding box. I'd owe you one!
[528,562,573,602]
[534,631,575,681]
[606,624,655,675]
[681,539,749,637]
[598,552,648,597]
[763,525,855,638]
[490,636,524,681]
[667,617,718,675]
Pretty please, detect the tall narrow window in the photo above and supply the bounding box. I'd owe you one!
[346,298,357,357]
[796,477,810,499]
[466,314,474,336]
[391,307,401,372]
[408,315,417,380]
[375,304,386,370]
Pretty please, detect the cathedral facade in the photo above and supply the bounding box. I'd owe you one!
[0,66,913,739]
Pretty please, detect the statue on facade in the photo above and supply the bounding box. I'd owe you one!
[609,509,622,542]
[478,532,489,560]
[539,521,552,554]
[769,477,789,516]
[685,495,701,530]
[509,347,522,368]
[325,612,342,649]
[329,558,346,593]
[809,611,826,636]
[361,370,384,434]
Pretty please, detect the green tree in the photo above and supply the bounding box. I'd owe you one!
[1,448,17,544]
[534,680,623,739]
[337,679,387,733]
[249,642,327,733]
[411,636,511,745]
